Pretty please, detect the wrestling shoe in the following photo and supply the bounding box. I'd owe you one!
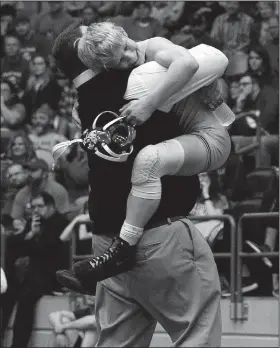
[73,237,136,282]
[56,269,97,295]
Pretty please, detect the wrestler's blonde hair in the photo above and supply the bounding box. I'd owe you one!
[77,22,128,72]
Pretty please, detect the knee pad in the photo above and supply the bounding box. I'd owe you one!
[131,145,161,199]
[131,140,185,200]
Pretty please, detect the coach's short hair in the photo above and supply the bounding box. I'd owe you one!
[77,22,128,72]
[52,22,86,80]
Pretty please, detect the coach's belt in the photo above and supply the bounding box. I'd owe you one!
[145,216,186,230]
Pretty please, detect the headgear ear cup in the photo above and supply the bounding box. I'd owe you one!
[52,110,136,164]
[89,111,136,161]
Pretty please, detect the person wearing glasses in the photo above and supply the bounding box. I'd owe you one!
[230,73,279,167]
[1,192,69,348]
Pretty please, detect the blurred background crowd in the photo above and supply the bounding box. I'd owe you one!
[0,2,279,347]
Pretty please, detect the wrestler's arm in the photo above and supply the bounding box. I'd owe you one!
[144,37,199,110]
[120,38,199,123]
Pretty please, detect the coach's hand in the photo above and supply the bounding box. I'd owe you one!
[120,98,156,126]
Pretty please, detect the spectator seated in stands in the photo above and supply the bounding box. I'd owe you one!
[59,200,92,256]
[1,79,26,143]
[54,135,89,204]
[151,1,186,37]
[1,133,36,209]
[150,1,175,26]
[1,192,70,348]
[10,157,70,231]
[1,131,36,175]
[30,1,75,47]
[53,68,78,139]
[226,77,241,111]
[92,1,122,22]
[119,1,166,41]
[264,15,279,90]
[210,1,254,76]
[0,3,17,58]
[192,2,225,32]
[189,171,232,296]
[189,171,229,247]
[49,295,97,348]
[14,12,52,62]
[22,54,61,118]
[79,3,100,26]
[1,163,29,227]
[110,1,135,27]
[65,1,87,18]
[252,1,275,46]
[232,73,278,133]
[170,12,221,50]
[229,73,279,167]
[246,44,274,87]
[1,33,30,97]
[27,103,68,169]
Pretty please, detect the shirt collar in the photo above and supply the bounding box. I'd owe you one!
[73,69,98,88]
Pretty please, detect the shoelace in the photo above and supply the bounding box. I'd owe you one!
[89,243,122,268]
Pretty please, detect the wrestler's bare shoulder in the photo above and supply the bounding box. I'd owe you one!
[137,37,198,69]
[137,37,181,61]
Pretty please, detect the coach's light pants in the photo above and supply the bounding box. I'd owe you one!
[92,218,221,347]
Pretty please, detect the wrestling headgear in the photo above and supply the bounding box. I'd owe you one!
[81,110,136,161]
[52,110,136,166]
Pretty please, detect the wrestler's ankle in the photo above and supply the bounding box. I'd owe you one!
[120,222,143,245]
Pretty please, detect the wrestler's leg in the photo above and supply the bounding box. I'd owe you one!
[174,129,231,176]
[120,140,185,245]
[119,127,230,245]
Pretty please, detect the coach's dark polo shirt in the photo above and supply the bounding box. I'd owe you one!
[77,69,200,237]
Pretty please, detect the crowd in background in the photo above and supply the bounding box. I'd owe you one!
[0,1,279,347]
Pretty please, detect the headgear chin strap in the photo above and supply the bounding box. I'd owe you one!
[52,110,136,167]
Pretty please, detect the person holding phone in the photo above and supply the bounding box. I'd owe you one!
[1,192,69,348]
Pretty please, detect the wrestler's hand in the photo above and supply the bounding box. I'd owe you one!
[119,99,156,126]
